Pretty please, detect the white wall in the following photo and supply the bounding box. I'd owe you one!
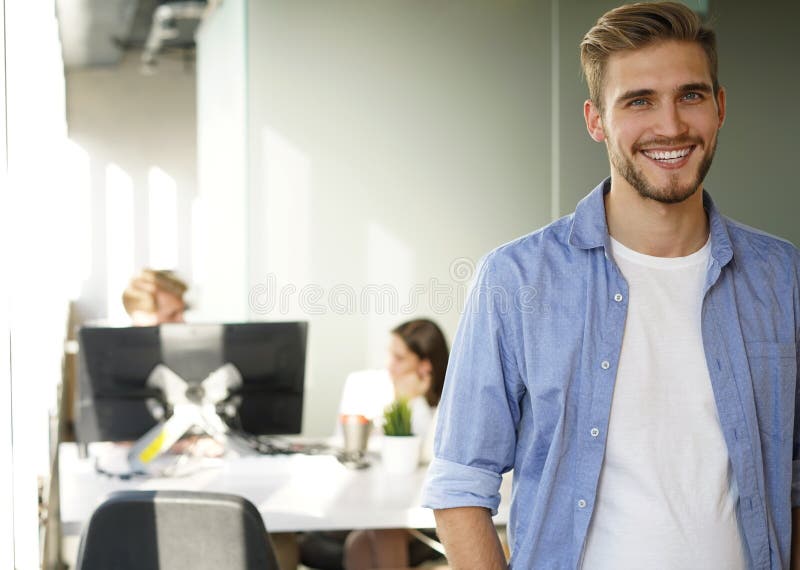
[65,51,197,323]
[5,2,70,566]
[241,0,553,435]
[0,3,13,566]
[194,0,248,321]
[197,1,554,436]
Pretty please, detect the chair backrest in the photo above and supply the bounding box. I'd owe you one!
[74,490,280,570]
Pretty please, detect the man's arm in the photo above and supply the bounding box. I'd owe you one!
[434,507,507,569]
[792,508,800,569]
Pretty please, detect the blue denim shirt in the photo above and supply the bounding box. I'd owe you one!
[422,179,800,569]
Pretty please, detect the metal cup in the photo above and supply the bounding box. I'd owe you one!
[339,414,372,468]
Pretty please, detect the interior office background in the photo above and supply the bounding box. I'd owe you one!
[1,0,797,567]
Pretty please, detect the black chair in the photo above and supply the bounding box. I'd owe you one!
[74,490,280,570]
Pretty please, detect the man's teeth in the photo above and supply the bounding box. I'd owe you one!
[642,147,691,161]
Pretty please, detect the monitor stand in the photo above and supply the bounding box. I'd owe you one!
[128,363,253,472]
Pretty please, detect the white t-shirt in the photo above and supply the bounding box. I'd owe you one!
[581,237,746,569]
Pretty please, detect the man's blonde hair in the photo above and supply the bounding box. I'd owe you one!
[580,2,719,112]
[122,269,187,316]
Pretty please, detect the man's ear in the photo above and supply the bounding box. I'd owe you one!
[584,99,606,142]
[716,86,726,129]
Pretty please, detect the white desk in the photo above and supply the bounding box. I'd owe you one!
[59,442,511,538]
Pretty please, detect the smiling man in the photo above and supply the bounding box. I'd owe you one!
[422,3,799,569]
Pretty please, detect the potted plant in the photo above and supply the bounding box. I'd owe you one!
[381,399,421,474]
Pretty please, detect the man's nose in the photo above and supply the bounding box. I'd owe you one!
[654,102,688,138]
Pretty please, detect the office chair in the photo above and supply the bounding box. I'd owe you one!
[74,490,280,570]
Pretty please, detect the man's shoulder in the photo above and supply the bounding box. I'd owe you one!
[482,214,575,271]
[723,216,799,263]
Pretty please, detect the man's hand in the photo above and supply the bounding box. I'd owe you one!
[434,506,507,569]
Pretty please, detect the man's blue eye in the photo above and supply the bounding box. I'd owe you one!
[683,92,701,101]
[630,99,647,107]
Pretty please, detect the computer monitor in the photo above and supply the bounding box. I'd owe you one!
[75,321,308,445]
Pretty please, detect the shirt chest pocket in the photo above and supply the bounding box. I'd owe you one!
[745,341,796,440]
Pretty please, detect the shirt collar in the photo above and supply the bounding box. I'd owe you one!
[568,177,734,267]
[567,179,611,251]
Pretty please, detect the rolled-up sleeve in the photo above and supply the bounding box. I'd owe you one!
[422,457,504,514]
[422,252,523,512]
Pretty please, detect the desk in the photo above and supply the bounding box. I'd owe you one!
[59,442,511,538]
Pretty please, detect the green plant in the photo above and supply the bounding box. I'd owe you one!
[382,399,413,436]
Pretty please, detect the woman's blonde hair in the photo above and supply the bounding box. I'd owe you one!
[122,269,187,316]
[580,2,718,112]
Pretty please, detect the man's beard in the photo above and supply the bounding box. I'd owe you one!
[608,135,717,204]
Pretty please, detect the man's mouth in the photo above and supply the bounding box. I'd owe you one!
[639,146,694,166]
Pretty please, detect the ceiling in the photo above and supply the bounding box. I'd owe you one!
[56,0,207,69]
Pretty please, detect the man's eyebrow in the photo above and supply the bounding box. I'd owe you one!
[614,88,655,106]
[676,82,713,94]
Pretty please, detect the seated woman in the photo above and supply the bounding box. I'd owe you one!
[299,318,449,570]
[345,318,449,570]
[382,318,448,463]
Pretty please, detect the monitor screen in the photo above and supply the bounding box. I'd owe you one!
[75,321,308,444]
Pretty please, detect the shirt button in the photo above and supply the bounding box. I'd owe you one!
[600,360,610,370]
[590,427,600,437]
[614,293,623,302]
[577,499,587,509]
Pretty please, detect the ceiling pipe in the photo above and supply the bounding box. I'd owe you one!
[141,1,206,71]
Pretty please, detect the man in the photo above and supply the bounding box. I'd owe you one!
[122,268,187,325]
[422,3,799,568]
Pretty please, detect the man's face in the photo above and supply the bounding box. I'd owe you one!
[584,40,726,204]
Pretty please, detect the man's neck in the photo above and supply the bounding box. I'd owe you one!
[604,178,709,258]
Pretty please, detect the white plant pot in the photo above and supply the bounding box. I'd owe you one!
[381,435,421,474]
